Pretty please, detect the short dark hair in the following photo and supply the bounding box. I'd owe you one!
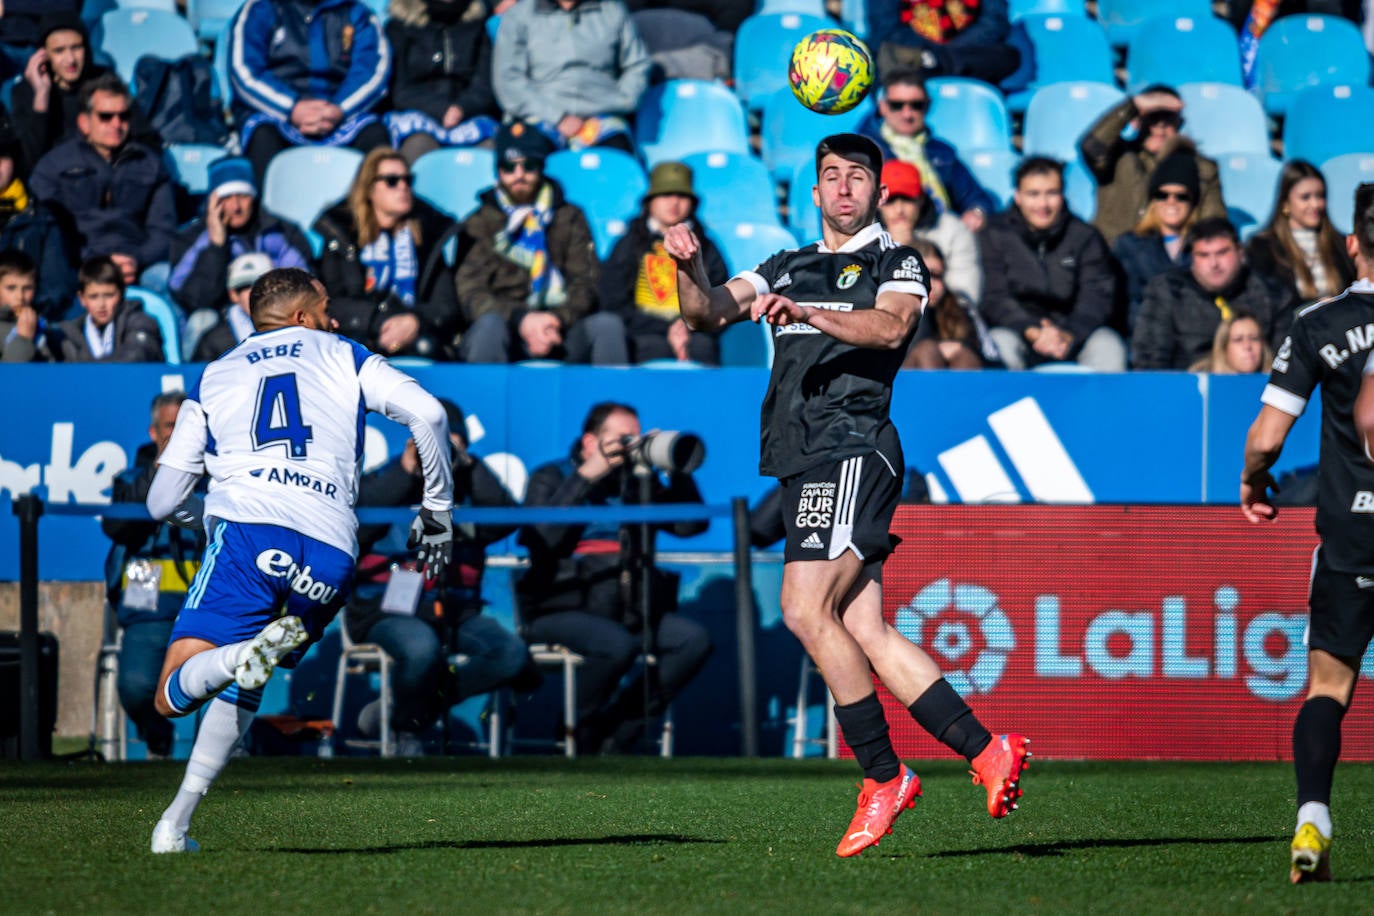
[150,390,186,419]
[582,401,638,436]
[1186,216,1240,251]
[80,71,131,113]
[249,267,318,322]
[1355,182,1374,260]
[815,133,883,179]
[78,255,124,293]
[0,249,37,282]
[881,67,926,95]
[1014,156,1064,188]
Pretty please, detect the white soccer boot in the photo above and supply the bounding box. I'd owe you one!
[151,820,200,854]
[234,615,308,690]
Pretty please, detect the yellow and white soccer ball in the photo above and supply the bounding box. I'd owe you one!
[788,29,874,116]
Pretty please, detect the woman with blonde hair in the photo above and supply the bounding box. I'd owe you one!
[1112,149,1201,331]
[1188,311,1273,374]
[314,147,464,358]
[1245,159,1354,303]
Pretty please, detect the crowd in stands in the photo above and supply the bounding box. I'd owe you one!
[0,0,1372,374]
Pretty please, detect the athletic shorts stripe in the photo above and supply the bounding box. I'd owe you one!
[185,522,225,610]
[781,451,899,564]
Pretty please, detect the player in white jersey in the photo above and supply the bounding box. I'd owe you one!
[143,268,455,854]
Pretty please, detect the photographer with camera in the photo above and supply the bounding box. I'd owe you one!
[517,401,712,755]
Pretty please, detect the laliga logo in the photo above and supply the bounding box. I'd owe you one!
[895,578,1014,695]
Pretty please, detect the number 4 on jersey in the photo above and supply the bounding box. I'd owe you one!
[254,374,312,459]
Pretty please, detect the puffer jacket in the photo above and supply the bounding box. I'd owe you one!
[386,0,496,121]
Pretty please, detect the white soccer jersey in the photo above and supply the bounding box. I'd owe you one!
[159,327,452,556]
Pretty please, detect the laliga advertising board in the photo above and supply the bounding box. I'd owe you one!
[876,506,1374,761]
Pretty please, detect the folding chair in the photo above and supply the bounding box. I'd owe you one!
[790,656,836,759]
[331,615,395,757]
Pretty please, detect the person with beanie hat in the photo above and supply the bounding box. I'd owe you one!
[1112,144,1204,331]
[878,158,983,305]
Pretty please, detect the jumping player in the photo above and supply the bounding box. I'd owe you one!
[144,268,455,853]
[664,133,1029,857]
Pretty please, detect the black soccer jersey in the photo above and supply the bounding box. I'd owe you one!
[1264,279,1374,573]
[739,223,928,479]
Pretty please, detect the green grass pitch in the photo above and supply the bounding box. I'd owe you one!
[3,757,1372,914]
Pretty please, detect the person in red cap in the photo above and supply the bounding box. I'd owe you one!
[878,159,982,307]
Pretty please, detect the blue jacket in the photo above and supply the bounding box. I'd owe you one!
[856,111,996,217]
[228,0,391,123]
[168,206,313,314]
[0,193,75,321]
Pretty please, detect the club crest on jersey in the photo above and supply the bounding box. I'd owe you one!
[837,264,862,290]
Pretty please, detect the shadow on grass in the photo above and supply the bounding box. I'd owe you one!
[271,834,725,855]
[922,835,1281,859]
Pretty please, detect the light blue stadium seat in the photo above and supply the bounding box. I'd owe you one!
[1176,82,1271,158]
[756,0,828,15]
[1282,84,1374,169]
[1063,158,1097,221]
[357,0,390,21]
[164,143,230,196]
[787,159,821,241]
[926,77,1013,153]
[117,0,181,11]
[127,286,183,364]
[1005,14,1114,113]
[1126,14,1242,93]
[486,14,501,42]
[93,9,200,88]
[1022,81,1124,162]
[733,12,833,112]
[760,87,869,183]
[544,148,648,259]
[187,0,244,42]
[963,149,1022,210]
[1096,0,1212,46]
[412,147,496,222]
[1258,14,1371,117]
[681,150,783,229]
[262,146,364,256]
[718,320,774,368]
[1009,0,1087,19]
[1216,152,1283,238]
[712,221,798,277]
[634,80,752,168]
[1319,153,1374,235]
[839,0,866,36]
[211,18,232,112]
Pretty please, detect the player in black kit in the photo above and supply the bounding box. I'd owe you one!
[1241,182,1374,884]
[664,134,1029,858]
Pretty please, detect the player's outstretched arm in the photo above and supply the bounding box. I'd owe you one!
[663,224,754,331]
[145,398,208,530]
[1240,404,1297,523]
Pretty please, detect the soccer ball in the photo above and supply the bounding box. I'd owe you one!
[788,29,874,116]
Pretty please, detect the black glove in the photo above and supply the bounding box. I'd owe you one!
[407,507,453,580]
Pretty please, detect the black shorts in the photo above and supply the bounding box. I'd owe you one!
[1308,548,1374,659]
[780,451,901,563]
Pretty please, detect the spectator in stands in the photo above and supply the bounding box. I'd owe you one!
[867,0,1022,86]
[30,73,177,291]
[1112,151,1201,334]
[48,256,165,363]
[11,13,161,175]
[384,0,500,163]
[627,5,733,83]
[492,0,651,154]
[903,237,994,369]
[1188,311,1274,374]
[879,158,982,304]
[456,121,627,364]
[623,0,752,34]
[858,69,995,232]
[1080,85,1226,244]
[101,391,200,759]
[517,401,712,754]
[0,1,81,84]
[1245,160,1355,305]
[980,157,1125,371]
[191,253,274,362]
[169,157,313,356]
[347,398,540,755]
[0,121,73,320]
[227,0,394,184]
[1132,218,1297,370]
[314,147,464,359]
[0,251,45,362]
[599,162,727,364]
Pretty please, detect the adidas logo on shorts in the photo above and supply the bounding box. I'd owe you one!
[801,532,824,549]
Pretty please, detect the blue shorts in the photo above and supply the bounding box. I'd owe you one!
[170,519,354,666]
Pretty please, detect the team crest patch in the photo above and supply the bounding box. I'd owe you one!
[837,264,862,289]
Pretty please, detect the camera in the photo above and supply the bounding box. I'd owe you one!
[620,431,706,474]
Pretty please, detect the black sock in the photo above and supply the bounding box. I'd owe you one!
[908,678,992,761]
[1294,696,1346,806]
[833,692,901,783]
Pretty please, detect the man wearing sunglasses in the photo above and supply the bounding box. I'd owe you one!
[30,71,176,293]
[857,69,996,233]
[1079,82,1227,245]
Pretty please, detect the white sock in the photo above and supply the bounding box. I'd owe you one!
[165,641,251,713]
[160,695,256,833]
[1297,801,1332,839]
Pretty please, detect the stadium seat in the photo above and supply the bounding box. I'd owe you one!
[356,0,390,21]
[1126,15,1242,93]
[93,9,200,88]
[1096,0,1212,46]
[211,18,232,113]
[412,147,495,222]
[756,0,828,15]
[1175,82,1271,158]
[712,220,797,277]
[1258,14,1371,117]
[544,148,648,258]
[926,77,1013,153]
[634,80,752,168]
[964,149,1022,210]
[839,0,867,37]
[1319,153,1374,235]
[1063,158,1097,221]
[681,151,783,229]
[787,159,821,241]
[127,286,183,364]
[1216,152,1283,238]
[262,146,364,255]
[164,143,230,197]
[1022,81,1125,163]
[115,0,180,11]
[733,12,832,112]
[1009,0,1087,19]
[760,86,869,183]
[718,320,775,368]
[1281,84,1374,170]
[186,0,244,42]
[1005,14,1114,113]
